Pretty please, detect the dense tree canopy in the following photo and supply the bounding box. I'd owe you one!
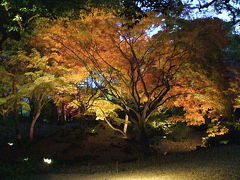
[0,1,239,148]
[24,10,238,146]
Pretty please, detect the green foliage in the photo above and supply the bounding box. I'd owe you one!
[15,49,75,101]
[147,107,188,144]
[148,116,191,142]
[148,107,185,131]
[168,123,191,142]
[0,0,118,36]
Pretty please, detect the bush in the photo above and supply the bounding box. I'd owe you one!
[147,107,188,144]
[168,123,191,142]
[203,129,240,147]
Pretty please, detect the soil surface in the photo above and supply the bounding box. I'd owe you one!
[3,121,238,180]
[35,145,240,180]
[0,121,204,165]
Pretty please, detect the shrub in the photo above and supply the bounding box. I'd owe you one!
[168,123,191,142]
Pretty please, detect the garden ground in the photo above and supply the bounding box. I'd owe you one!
[1,121,240,180]
[35,145,240,180]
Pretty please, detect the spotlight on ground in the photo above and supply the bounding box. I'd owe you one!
[23,157,29,161]
[43,158,53,165]
[7,142,14,146]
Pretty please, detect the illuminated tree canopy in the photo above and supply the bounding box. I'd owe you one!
[0,1,239,150]
[22,10,238,146]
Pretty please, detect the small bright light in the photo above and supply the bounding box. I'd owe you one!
[8,142,14,146]
[23,157,29,161]
[43,158,52,164]
[163,136,166,139]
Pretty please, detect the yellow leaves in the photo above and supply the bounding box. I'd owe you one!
[185,113,205,126]
[207,122,229,137]
[0,95,14,106]
[16,48,77,100]
[235,96,240,108]
[17,49,50,74]
[67,99,80,109]
[65,71,89,83]
[89,99,122,121]
[140,95,148,104]
[33,75,55,85]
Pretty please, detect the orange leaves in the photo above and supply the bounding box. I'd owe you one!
[27,10,235,138]
[30,19,90,83]
[206,121,229,137]
[162,18,233,130]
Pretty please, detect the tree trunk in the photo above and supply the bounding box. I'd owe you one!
[29,111,41,141]
[29,99,34,121]
[62,102,66,122]
[104,118,127,138]
[12,80,21,141]
[20,105,23,121]
[123,114,129,134]
[137,118,150,150]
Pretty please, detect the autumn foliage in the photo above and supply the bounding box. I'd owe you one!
[0,8,239,147]
[24,11,236,145]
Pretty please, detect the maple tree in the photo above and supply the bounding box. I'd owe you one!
[0,43,79,140]
[0,38,30,140]
[0,0,119,141]
[28,11,234,148]
[53,80,99,123]
[1,4,238,147]
[16,49,76,140]
[166,18,233,136]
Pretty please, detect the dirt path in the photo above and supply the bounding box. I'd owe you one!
[34,145,240,180]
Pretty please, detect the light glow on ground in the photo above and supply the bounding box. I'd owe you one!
[7,142,13,146]
[43,158,53,164]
